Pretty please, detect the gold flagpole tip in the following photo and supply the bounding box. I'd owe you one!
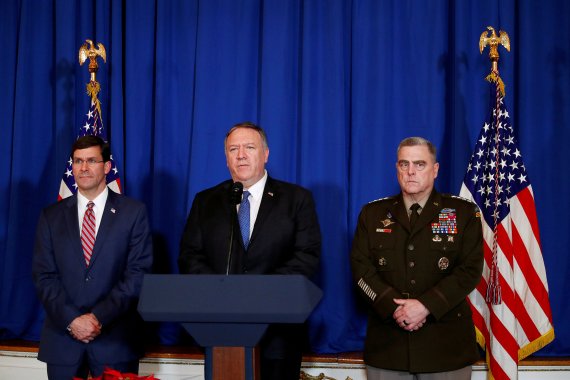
[78,39,107,83]
[78,39,106,113]
[479,26,510,73]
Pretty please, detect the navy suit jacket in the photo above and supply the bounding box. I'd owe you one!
[32,190,153,365]
[178,177,321,276]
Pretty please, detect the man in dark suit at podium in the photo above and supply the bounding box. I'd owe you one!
[32,136,153,380]
[179,121,321,380]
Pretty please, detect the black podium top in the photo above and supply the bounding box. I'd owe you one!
[138,274,322,324]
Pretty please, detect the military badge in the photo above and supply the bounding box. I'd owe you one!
[378,257,387,266]
[431,208,458,234]
[381,218,395,227]
[432,234,442,242]
[376,228,392,233]
[447,236,454,243]
[438,257,450,270]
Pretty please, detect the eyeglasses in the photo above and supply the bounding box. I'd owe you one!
[72,159,105,167]
[397,160,427,172]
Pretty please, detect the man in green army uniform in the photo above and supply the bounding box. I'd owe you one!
[351,137,484,380]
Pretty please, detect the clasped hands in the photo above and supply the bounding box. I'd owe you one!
[68,313,101,343]
[393,298,429,332]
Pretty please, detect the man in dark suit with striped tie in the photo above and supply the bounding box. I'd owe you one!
[179,122,321,380]
[32,136,153,380]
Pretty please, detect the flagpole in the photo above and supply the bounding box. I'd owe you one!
[479,26,510,96]
[462,27,555,379]
[79,40,107,120]
[478,27,511,305]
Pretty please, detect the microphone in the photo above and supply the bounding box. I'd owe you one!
[226,182,243,274]
[229,182,244,205]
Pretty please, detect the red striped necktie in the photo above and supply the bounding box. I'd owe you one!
[81,201,96,266]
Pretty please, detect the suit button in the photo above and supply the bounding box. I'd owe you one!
[409,261,415,268]
[408,244,414,251]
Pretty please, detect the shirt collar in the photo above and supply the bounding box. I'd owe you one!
[403,192,431,213]
[77,186,109,211]
[244,170,268,200]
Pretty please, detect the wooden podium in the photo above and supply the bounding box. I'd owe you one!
[137,274,322,380]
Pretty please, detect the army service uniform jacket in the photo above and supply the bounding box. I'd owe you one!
[350,190,484,373]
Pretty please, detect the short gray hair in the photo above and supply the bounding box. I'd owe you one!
[397,137,437,162]
[224,121,268,149]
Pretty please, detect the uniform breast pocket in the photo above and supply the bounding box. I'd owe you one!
[370,233,396,272]
[429,237,458,274]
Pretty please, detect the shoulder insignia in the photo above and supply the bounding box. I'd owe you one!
[368,196,395,204]
[443,193,478,205]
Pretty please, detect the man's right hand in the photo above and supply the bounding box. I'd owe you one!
[68,313,101,343]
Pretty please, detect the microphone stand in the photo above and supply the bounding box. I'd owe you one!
[226,182,243,275]
[226,208,237,275]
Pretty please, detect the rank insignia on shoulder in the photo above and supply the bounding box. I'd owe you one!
[475,211,481,218]
[369,196,394,204]
[448,194,478,206]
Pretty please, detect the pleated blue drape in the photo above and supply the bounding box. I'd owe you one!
[1,0,569,356]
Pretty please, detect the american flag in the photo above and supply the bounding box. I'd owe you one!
[58,94,122,200]
[459,81,554,379]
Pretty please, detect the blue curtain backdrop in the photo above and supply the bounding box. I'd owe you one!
[1,0,569,356]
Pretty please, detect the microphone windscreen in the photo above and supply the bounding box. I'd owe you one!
[230,182,244,205]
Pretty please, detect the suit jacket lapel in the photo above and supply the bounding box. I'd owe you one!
[249,177,277,246]
[64,195,86,268]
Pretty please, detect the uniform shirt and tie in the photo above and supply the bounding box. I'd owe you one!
[403,197,428,228]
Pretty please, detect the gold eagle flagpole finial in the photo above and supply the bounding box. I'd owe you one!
[78,39,106,115]
[479,26,510,97]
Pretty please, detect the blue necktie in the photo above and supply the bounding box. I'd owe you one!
[238,191,251,249]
